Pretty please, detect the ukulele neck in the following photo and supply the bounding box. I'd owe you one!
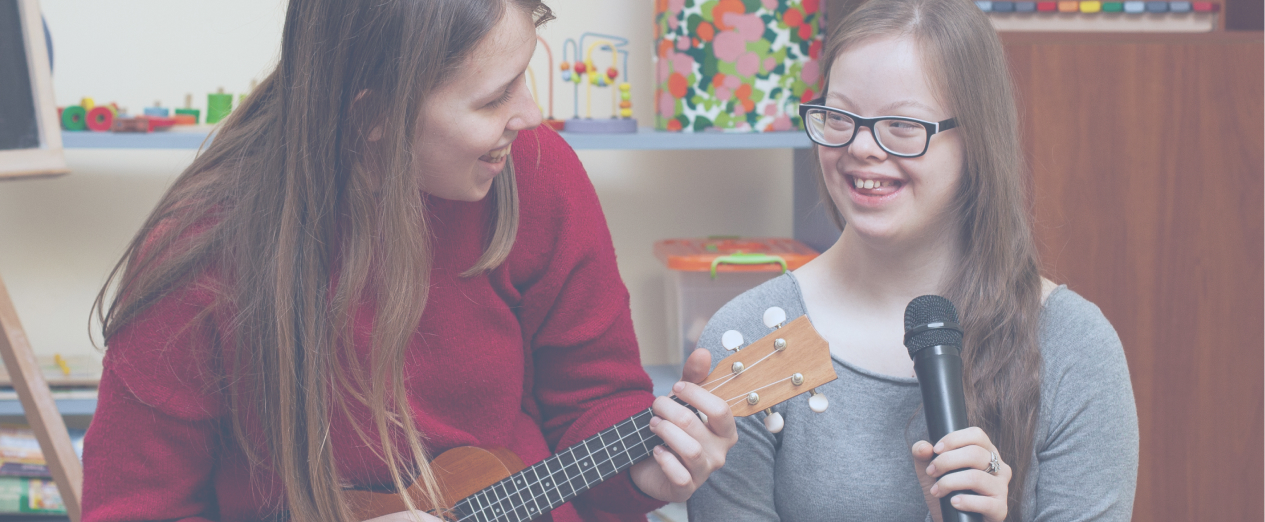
[453,398,693,522]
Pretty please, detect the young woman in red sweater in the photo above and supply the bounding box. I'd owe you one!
[82,1,736,521]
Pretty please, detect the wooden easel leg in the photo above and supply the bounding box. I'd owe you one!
[0,272,83,521]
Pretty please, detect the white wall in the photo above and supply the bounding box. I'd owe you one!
[0,0,794,365]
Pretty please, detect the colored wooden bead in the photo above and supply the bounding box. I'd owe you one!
[86,106,114,131]
[619,100,632,109]
[1123,0,1145,11]
[619,83,631,91]
[1169,1,1192,11]
[60,105,86,130]
[560,61,570,71]
[1145,1,1168,11]
[1192,1,1217,11]
[620,91,632,101]
[1037,1,1059,11]
[606,67,618,80]
[1058,1,1079,12]
[572,72,582,84]
[574,62,587,74]
[619,108,633,118]
[80,97,94,111]
[1102,2,1124,11]
[1016,2,1038,11]
[993,1,1016,11]
[975,1,993,11]
[1080,1,1102,11]
[562,71,572,81]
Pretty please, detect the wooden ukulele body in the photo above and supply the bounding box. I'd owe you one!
[346,446,525,520]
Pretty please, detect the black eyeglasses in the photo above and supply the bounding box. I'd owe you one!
[798,99,957,158]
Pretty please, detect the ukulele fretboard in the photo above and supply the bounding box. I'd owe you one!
[451,399,691,522]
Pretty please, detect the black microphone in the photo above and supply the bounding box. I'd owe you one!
[904,295,981,522]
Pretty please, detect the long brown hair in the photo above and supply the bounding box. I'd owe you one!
[818,0,1042,518]
[92,1,553,520]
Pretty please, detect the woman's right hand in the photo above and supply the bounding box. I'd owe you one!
[362,511,443,522]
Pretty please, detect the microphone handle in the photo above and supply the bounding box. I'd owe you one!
[913,345,983,522]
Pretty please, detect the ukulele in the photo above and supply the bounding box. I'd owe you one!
[346,307,837,522]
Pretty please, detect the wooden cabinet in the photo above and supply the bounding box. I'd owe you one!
[1004,31,1263,521]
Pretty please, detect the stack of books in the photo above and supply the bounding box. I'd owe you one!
[0,425,84,516]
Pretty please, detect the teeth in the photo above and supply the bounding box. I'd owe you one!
[853,177,896,190]
[486,145,511,161]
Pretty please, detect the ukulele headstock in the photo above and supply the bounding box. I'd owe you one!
[700,308,836,430]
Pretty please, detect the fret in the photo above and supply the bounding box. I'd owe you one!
[521,466,545,518]
[476,489,497,522]
[539,457,564,510]
[508,473,531,522]
[465,493,488,522]
[453,498,476,522]
[491,480,512,521]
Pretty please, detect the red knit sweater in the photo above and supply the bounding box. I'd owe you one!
[81,127,665,522]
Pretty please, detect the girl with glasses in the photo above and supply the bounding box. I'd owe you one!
[688,0,1137,521]
[81,2,736,521]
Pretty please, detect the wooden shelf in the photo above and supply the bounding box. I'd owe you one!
[61,127,812,151]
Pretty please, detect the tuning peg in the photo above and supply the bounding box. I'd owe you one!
[722,330,745,351]
[763,307,787,329]
[762,408,784,433]
[808,388,828,413]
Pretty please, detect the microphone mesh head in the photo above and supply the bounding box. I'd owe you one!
[903,295,962,356]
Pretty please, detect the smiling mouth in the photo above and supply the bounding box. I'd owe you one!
[480,144,511,163]
[848,175,903,196]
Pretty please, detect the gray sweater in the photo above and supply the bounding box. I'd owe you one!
[687,274,1138,521]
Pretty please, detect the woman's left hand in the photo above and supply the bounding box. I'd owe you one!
[912,426,1012,522]
[629,348,738,503]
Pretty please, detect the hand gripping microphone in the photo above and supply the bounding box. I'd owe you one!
[904,295,982,522]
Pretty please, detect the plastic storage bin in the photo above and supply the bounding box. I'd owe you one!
[654,237,818,364]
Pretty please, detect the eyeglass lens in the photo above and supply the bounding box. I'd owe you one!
[805,109,928,156]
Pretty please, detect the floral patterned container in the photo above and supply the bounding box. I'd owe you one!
[654,0,824,132]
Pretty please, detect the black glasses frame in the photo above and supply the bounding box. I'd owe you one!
[798,98,958,158]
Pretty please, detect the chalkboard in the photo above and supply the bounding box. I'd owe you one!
[0,0,65,179]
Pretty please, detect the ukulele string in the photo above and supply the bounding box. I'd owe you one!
[721,374,795,405]
[700,348,779,394]
[455,412,660,522]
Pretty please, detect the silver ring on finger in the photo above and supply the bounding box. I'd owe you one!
[985,451,1001,475]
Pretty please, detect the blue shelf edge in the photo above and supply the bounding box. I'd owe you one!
[0,399,97,416]
[62,127,811,151]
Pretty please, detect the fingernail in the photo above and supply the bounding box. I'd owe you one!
[673,381,685,393]
[926,464,936,475]
[930,485,939,496]
[650,416,661,428]
[934,442,944,452]
[654,445,664,454]
[951,496,961,506]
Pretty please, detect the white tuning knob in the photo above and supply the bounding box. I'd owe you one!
[763,307,787,329]
[763,409,784,433]
[721,330,745,351]
[808,389,828,413]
